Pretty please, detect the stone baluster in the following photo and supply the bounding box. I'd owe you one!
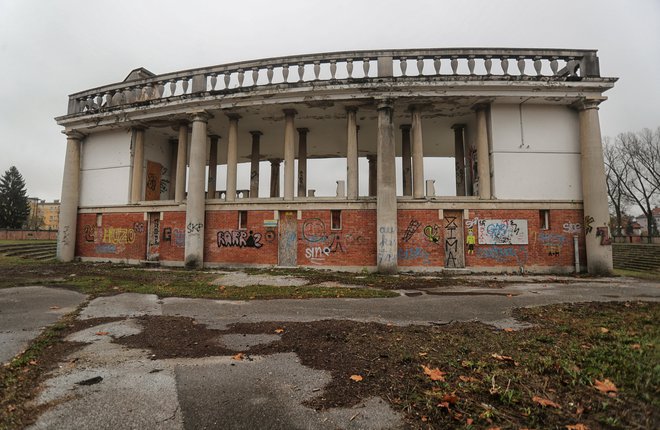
[468,56,476,75]
[485,56,493,75]
[298,63,305,81]
[501,56,509,75]
[517,56,526,75]
[416,56,424,75]
[533,56,542,76]
[252,67,259,85]
[237,69,244,87]
[210,74,218,90]
[363,58,370,77]
[433,56,441,74]
[224,71,231,89]
[451,56,458,74]
[313,61,321,80]
[283,64,289,82]
[400,57,407,76]
[181,77,189,93]
[168,80,177,96]
[550,57,559,75]
[347,58,353,78]
[104,91,112,107]
[267,66,274,84]
[330,60,337,79]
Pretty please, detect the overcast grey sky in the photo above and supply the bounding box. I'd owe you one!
[1,0,658,201]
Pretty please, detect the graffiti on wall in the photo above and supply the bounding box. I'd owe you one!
[584,216,594,235]
[444,216,458,267]
[173,228,185,247]
[102,227,137,245]
[378,225,396,266]
[536,232,566,256]
[301,218,357,264]
[562,222,581,234]
[398,247,430,265]
[596,227,611,245]
[423,224,441,244]
[477,246,528,265]
[217,230,263,248]
[187,222,203,234]
[83,225,97,242]
[302,218,327,243]
[478,219,528,245]
[402,219,421,242]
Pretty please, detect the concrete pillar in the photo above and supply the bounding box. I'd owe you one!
[376,100,397,273]
[175,122,188,203]
[184,112,209,268]
[130,127,145,203]
[270,159,281,198]
[346,107,359,199]
[400,124,412,196]
[168,139,177,200]
[578,100,613,275]
[297,128,308,198]
[452,124,466,196]
[475,105,491,199]
[226,114,240,202]
[411,107,425,199]
[207,135,219,199]
[367,155,377,197]
[283,109,296,200]
[57,130,83,262]
[250,131,262,198]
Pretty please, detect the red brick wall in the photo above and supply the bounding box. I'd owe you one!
[397,210,445,267]
[465,209,585,268]
[298,209,376,267]
[159,212,186,262]
[204,210,278,265]
[76,213,147,260]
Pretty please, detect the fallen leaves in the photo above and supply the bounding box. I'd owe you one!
[459,375,479,383]
[232,353,244,361]
[594,378,618,396]
[566,424,590,430]
[599,327,609,334]
[421,365,446,381]
[491,353,518,365]
[95,331,110,336]
[274,328,285,334]
[532,395,561,408]
[349,374,363,382]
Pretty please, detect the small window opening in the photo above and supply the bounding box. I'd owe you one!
[238,211,248,230]
[96,213,103,227]
[540,210,550,230]
[331,210,342,230]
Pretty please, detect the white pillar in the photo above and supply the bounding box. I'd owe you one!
[184,112,209,268]
[283,109,296,200]
[250,131,262,198]
[57,130,82,262]
[226,114,240,202]
[346,107,359,199]
[452,124,466,196]
[175,122,188,203]
[411,107,425,199]
[297,128,308,197]
[130,127,145,203]
[376,100,397,273]
[475,105,491,199]
[270,159,281,198]
[578,100,613,275]
[207,135,219,199]
[367,155,377,197]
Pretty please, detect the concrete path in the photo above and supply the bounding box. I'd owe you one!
[10,276,660,429]
[0,286,85,363]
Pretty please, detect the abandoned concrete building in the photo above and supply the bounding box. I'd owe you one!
[55,49,616,274]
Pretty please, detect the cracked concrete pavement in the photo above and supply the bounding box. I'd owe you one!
[1,275,658,429]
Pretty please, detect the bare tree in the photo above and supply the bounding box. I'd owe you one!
[603,138,629,236]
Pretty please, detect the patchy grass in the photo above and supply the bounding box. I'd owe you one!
[614,268,660,281]
[116,301,659,429]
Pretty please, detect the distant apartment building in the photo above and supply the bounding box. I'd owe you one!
[27,198,60,230]
[635,208,660,235]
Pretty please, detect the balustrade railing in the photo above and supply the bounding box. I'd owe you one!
[66,48,601,115]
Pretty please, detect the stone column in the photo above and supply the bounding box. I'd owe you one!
[130,127,145,203]
[168,139,177,200]
[283,109,296,200]
[226,114,240,202]
[578,100,613,275]
[57,130,83,262]
[297,128,308,197]
[400,124,412,196]
[376,100,397,273]
[346,107,359,199]
[184,112,209,268]
[367,155,377,197]
[207,135,219,199]
[269,159,281,198]
[175,122,188,203]
[250,131,262,198]
[452,124,466,196]
[411,107,425,199]
[475,105,491,199]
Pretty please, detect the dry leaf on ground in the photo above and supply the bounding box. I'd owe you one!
[599,327,609,333]
[349,374,363,382]
[274,328,285,334]
[566,424,590,430]
[421,365,446,381]
[532,395,561,408]
[459,375,479,383]
[232,352,244,361]
[95,331,109,336]
[594,379,617,395]
[491,353,518,365]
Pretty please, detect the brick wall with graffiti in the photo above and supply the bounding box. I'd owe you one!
[204,210,278,265]
[465,209,586,268]
[76,213,147,260]
[299,210,375,267]
[397,210,446,267]
[158,211,186,262]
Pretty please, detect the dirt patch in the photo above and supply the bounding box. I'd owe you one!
[111,302,659,429]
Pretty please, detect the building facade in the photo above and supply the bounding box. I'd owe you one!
[55,49,616,274]
[27,198,60,230]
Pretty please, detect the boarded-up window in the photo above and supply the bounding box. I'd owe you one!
[238,211,248,230]
[331,210,341,230]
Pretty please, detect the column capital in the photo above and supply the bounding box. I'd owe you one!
[471,102,491,112]
[345,106,359,113]
[451,123,466,130]
[573,98,603,111]
[208,134,221,141]
[250,130,263,137]
[376,98,394,110]
[283,108,297,116]
[62,129,85,140]
[296,127,309,134]
[399,124,411,131]
[226,112,241,121]
[191,111,211,122]
[269,158,282,165]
